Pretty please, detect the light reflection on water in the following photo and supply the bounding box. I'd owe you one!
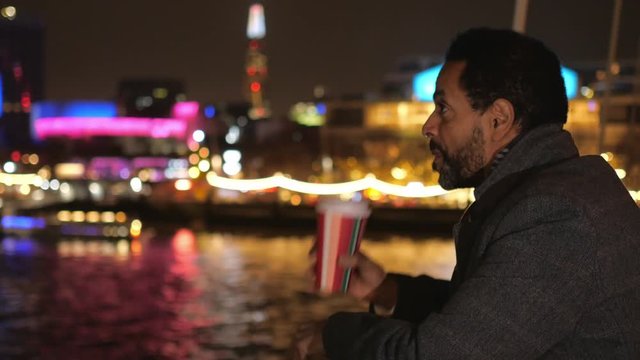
[0,230,454,359]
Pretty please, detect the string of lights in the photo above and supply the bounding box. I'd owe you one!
[2,170,638,202]
[206,172,448,198]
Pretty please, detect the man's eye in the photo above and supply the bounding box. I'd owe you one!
[437,103,448,114]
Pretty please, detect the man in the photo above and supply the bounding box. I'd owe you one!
[295,28,640,359]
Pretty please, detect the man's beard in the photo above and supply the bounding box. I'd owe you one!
[429,126,486,190]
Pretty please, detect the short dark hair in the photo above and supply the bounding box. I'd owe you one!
[445,28,568,131]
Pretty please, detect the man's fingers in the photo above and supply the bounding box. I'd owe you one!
[308,241,317,256]
[339,251,371,267]
[305,266,317,293]
[338,254,359,267]
[308,263,316,276]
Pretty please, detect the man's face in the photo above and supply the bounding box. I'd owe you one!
[422,61,491,189]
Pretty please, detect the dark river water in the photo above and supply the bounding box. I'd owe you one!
[0,228,454,359]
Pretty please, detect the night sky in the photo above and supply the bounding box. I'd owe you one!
[8,0,640,118]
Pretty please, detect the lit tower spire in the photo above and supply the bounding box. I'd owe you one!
[245,2,270,119]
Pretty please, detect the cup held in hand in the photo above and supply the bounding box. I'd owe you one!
[314,199,370,294]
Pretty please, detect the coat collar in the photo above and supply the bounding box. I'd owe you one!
[473,123,580,200]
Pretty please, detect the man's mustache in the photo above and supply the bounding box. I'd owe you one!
[429,140,444,155]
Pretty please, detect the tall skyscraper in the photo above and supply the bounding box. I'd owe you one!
[245,2,270,120]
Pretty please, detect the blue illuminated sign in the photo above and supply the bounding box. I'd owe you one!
[413,64,579,101]
[31,101,117,120]
[1,216,47,230]
[561,67,578,100]
[412,64,442,102]
[316,103,327,116]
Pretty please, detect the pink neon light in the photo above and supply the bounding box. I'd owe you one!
[172,102,199,119]
[89,157,130,170]
[132,157,170,169]
[34,117,188,140]
[87,157,130,179]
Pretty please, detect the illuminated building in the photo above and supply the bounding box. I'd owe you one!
[0,11,44,148]
[31,100,201,158]
[244,2,270,120]
[382,56,440,100]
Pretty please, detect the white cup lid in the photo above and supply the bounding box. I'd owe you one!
[316,199,371,217]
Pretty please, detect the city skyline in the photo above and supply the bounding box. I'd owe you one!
[7,0,640,118]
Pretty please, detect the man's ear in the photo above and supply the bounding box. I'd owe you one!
[488,98,518,141]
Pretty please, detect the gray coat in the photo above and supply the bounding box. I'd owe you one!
[323,124,640,359]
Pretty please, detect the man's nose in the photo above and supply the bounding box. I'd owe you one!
[422,112,437,138]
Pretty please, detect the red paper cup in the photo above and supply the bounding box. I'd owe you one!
[315,199,370,294]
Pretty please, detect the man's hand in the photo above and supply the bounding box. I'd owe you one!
[308,241,397,308]
[292,321,326,360]
[308,243,386,299]
[338,252,386,301]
